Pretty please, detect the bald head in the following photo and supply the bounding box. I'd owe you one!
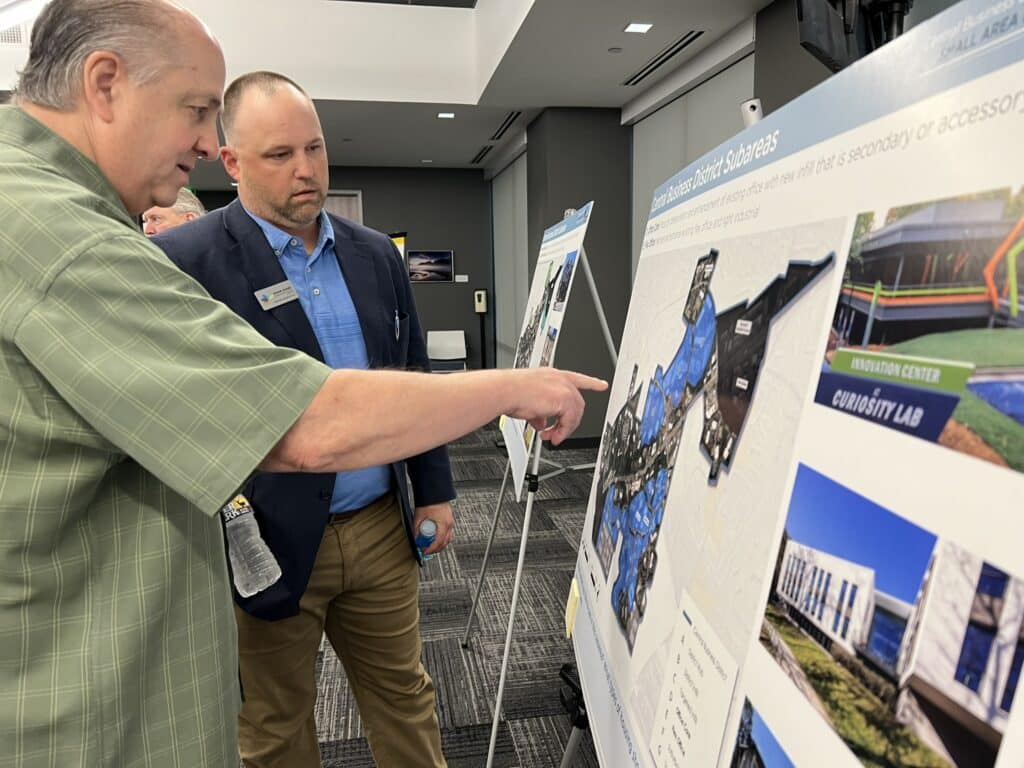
[13,0,225,215]
[221,71,310,145]
[14,0,208,111]
[219,72,328,238]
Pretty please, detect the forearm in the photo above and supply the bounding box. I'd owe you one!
[263,368,516,472]
[406,444,456,506]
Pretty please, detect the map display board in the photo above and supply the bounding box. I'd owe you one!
[503,202,593,499]
[573,3,1024,766]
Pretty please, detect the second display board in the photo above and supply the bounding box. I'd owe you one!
[503,202,593,499]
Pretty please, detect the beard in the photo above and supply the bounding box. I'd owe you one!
[275,188,326,227]
[245,179,326,230]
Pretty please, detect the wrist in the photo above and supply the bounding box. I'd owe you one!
[500,369,529,419]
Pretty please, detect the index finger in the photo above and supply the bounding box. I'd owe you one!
[560,370,609,392]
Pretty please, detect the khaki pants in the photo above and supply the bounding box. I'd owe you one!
[236,494,445,767]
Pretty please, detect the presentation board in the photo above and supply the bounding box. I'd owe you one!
[572,3,1024,767]
[503,202,594,499]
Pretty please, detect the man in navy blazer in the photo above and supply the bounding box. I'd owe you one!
[154,71,454,768]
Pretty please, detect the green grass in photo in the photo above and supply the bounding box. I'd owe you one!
[889,329,1024,471]
[889,328,1024,369]
[950,391,1024,472]
[765,605,950,768]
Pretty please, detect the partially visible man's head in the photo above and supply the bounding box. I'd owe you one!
[142,187,206,235]
[13,0,225,215]
[219,72,328,234]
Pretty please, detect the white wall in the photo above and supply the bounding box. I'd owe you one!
[904,540,1023,734]
[780,540,876,654]
[474,0,535,96]
[491,153,529,369]
[630,54,755,276]
[2,0,527,102]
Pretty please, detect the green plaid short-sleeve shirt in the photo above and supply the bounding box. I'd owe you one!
[0,106,331,766]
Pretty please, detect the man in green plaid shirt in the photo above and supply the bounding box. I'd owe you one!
[0,2,605,765]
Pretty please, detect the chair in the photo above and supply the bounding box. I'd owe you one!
[426,330,468,372]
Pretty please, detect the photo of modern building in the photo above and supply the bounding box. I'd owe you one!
[730,699,795,768]
[762,465,1023,767]
[899,540,1024,763]
[819,189,1024,474]
[837,197,1024,344]
[776,540,879,660]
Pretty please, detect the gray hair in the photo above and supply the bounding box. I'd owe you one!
[172,187,206,217]
[13,0,182,111]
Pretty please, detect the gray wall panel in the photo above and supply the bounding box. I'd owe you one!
[491,154,529,369]
[527,108,631,441]
[331,166,493,369]
[754,0,960,116]
[631,55,754,275]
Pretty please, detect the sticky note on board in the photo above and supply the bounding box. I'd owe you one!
[565,577,580,639]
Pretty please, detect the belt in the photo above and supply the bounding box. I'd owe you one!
[326,491,394,525]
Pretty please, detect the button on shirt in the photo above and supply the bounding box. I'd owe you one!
[245,208,391,513]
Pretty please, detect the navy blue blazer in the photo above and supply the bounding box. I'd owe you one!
[154,199,455,621]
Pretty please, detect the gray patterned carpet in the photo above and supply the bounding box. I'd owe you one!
[312,425,601,767]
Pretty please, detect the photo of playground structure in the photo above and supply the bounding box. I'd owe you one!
[823,188,1024,473]
[761,465,1023,768]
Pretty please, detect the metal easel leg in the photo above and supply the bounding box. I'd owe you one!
[462,460,511,648]
[558,663,589,768]
[485,440,543,768]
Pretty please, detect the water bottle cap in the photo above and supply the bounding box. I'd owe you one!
[419,519,438,536]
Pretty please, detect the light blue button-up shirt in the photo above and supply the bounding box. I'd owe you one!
[245,207,391,513]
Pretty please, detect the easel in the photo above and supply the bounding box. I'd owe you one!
[557,662,589,767]
[462,210,618,768]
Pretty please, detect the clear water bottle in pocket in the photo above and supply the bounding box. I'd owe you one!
[221,495,282,597]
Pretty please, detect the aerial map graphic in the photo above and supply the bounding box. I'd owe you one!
[592,249,835,650]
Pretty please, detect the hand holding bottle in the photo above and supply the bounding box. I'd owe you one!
[416,519,438,562]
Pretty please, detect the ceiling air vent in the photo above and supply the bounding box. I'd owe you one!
[489,111,521,142]
[622,30,704,87]
[0,23,27,49]
[470,145,493,165]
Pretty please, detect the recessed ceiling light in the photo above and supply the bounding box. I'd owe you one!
[608,47,623,54]
[421,159,433,164]
[624,22,653,34]
[437,112,455,119]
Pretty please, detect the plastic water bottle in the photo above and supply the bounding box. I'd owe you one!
[416,519,438,562]
[221,495,282,597]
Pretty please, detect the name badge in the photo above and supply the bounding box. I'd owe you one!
[254,280,299,310]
